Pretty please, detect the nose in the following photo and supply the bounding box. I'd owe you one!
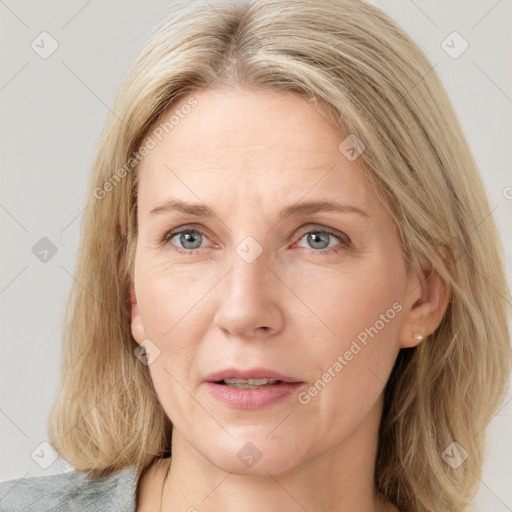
[213,246,285,339]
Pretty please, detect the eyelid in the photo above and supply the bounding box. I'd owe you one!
[164,223,212,238]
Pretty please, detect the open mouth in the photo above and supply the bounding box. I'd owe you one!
[206,372,304,409]
[215,378,283,389]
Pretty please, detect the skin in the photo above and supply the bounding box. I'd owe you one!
[130,86,449,512]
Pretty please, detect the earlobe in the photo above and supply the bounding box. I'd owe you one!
[399,265,450,349]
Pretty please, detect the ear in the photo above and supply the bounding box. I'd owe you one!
[129,284,146,345]
[399,259,450,348]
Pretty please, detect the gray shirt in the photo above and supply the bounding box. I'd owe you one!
[0,466,139,511]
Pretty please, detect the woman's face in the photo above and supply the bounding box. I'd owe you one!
[131,87,420,475]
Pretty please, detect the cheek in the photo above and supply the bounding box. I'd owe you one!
[135,254,215,338]
[134,255,217,403]
[291,261,404,414]
[291,256,405,346]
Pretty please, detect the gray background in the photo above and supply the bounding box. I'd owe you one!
[1,1,511,510]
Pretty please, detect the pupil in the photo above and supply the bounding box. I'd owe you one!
[308,232,329,249]
[181,231,202,249]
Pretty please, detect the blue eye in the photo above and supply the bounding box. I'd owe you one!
[164,229,209,253]
[162,226,350,255]
[295,229,350,253]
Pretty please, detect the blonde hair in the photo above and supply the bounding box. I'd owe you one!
[47,1,511,510]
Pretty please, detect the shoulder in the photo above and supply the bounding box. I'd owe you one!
[0,466,139,512]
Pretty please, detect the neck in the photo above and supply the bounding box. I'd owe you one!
[159,396,396,512]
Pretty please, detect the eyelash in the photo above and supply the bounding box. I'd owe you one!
[161,225,351,255]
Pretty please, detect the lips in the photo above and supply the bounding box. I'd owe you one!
[204,368,302,384]
[204,367,305,409]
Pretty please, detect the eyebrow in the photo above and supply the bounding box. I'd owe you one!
[149,199,369,219]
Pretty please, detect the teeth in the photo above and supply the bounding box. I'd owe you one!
[222,378,280,389]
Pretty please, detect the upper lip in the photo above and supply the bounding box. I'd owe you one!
[204,368,302,383]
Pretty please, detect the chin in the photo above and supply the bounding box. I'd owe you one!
[197,430,309,477]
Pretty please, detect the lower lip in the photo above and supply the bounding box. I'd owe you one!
[205,382,304,410]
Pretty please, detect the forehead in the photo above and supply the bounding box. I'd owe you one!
[137,87,375,214]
